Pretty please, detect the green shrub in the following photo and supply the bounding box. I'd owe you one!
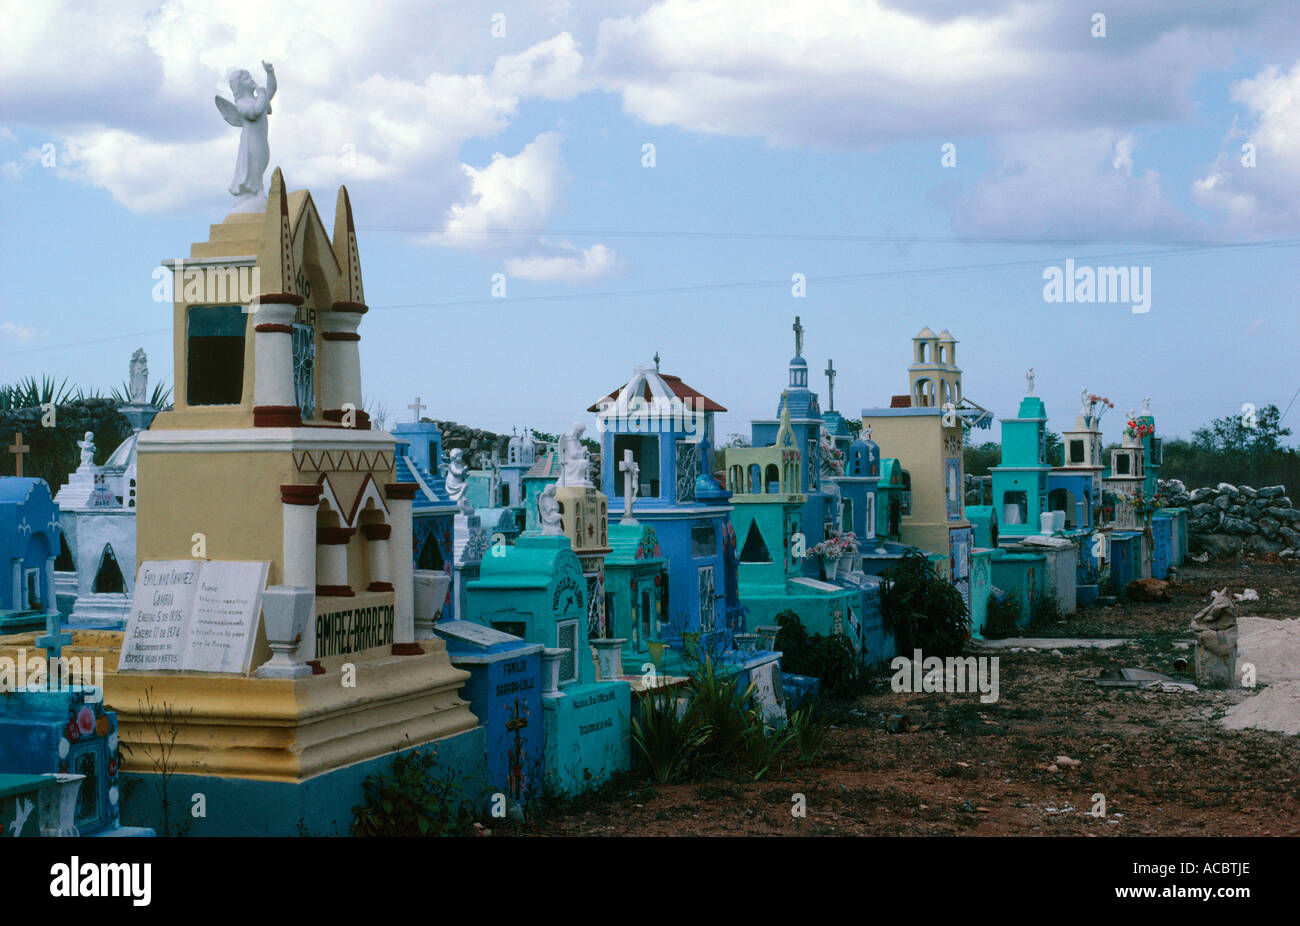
[685,656,753,771]
[351,748,474,836]
[983,591,1022,639]
[742,709,792,781]
[787,704,832,762]
[632,688,708,784]
[1029,591,1061,627]
[774,610,862,700]
[880,549,971,657]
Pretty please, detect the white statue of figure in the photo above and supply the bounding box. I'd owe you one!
[558,422,592,487]
[619,449,639,525]
[444,448,470,509]
[538,484,563,535]
[1025,367,1036,396]
[1142,396,1152,416]
[1080,387,1090,415]
[129,348,148,404]
[77,431,95,469]
[215,61,277,210]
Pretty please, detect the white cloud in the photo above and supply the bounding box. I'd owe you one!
[0,321,43,343]
[1193,61,1300,235]
[490,32,587,100]
[2,162,23,182]
[506,243,621,281]
[590,0,1240,148]
[951,130,1198,240]
[439,131,569,242]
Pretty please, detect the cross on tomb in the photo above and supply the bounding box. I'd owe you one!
[8,432,30,477]
[407,396,426,422]
[653,351,661,372]
[792,316,804,358]
[619,449,639,525]
[824,358,836,411]
[36,611,74,665]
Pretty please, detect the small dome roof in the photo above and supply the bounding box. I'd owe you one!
[103,432,138,469]
[789,355,807,366]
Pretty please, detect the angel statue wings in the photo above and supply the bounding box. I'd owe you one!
[215,62,277,209]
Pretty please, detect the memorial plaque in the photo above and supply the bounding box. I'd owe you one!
[120,560,270,674]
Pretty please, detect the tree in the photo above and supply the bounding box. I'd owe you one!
[1192,404,1292,456]
[1044,429,1063,467]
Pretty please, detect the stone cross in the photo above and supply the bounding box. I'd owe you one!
[1025,367,1035,396]
[824,358,836,411]
[619,449,640,525]
[36,611,74,662]
[653,351,661,372]
[793,316,804,357]
[8,432,30,477]
[407,396,426,422]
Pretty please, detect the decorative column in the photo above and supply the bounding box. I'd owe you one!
[362,524,393,592]
[11,559,22,610]
[281,483,323,670]
[315,527,355,597]
[384,482,420,654]
[320,303,369,428]
[252,295,304,427]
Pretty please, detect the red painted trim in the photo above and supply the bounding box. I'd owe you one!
[256,292,305,306]
[385,482,418,501]
[316,526,356,545]
[367,581,394,592]
[321,408,372,429]
[254,405,302,427]
[306,660,326,675]
[316,584,355,597]
[254,323,294,334]
[280,483,324,506]
[331,300,369,314]
[391,642,425,656]
[362,524,392,541]
[321,331,361,342]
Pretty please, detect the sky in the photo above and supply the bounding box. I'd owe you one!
[2,0,1299,449]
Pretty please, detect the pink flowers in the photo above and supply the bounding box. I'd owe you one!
[76,706,96,735]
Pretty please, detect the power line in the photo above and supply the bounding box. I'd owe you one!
[6,238,1298,356]
[358,224,1300,250]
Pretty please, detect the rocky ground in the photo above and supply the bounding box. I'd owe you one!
[509,557,1299,836]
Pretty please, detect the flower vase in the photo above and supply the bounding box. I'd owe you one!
[39,773,85,837]
[823,556,840,581]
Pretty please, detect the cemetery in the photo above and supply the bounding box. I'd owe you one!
[0,59,1295,842]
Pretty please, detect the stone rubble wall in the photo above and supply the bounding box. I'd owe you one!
[0,399,133,493]
[1157,479,1300,558]
[964,473,992,505]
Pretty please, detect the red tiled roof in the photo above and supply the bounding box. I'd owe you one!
[890,394,912,408]
[587,373,727,413]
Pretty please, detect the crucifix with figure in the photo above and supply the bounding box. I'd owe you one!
[824,358,836,411]
[619,449,639,525]
[792,316,804,357]
[8,432,30,477]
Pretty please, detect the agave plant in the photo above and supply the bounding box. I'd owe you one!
[109,380,174,408]
[0,375,75,410]
[631,688,707,785]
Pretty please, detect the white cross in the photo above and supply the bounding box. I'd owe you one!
[619,449,639,525]
[407,396,426,422]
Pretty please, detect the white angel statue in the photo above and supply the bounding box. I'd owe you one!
[215,62,277,208]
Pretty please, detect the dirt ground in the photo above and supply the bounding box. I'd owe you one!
[513,558,1300,836]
